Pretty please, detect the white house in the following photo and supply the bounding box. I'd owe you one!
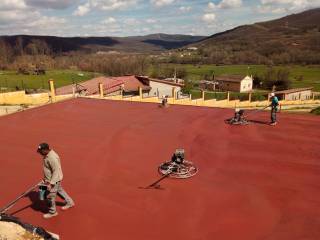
[141,78,184,97]
[274,88,313,100]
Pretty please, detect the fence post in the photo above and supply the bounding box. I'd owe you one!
[249,92,252,102]
[49,79,56,103]
[99,83,104,99]
[202,90,205,101]
[172,87,176,103]
[312,92,315,101]
[227,91,230,102]
[139,87,142,99]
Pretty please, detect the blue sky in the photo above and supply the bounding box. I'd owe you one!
[0,0,319,37]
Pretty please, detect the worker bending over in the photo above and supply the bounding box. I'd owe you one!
[234,109,245,123]
[160,95,168,108]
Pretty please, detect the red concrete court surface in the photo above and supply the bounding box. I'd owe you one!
[0,98,320,240]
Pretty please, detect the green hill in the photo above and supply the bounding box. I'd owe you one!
[191,8,320,64]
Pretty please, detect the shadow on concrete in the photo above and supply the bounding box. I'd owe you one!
[10,191,65,216]
[249,120,271,125]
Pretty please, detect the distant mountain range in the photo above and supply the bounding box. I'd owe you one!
[190,8,320,64]
[0,8,319,64]
[0,33,205,54]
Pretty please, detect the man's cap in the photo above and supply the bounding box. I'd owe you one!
[270,92,275,97]
[37,143,50,152]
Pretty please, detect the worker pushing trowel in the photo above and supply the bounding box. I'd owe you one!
[226,92,281,126]
[0,143,75,219]
[159,95,169,108]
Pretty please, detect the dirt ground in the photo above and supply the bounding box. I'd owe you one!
[0,222,43,240]
[0,106,24,116]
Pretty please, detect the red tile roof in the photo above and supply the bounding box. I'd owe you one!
[56,75,150,96]
[215,75,247,83]
[119,75,151,92]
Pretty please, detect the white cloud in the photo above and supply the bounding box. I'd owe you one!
[179,6,192,13]
[206,0,242,12]
[0,0,68,35]
[218,0,242,9]
[27,16,66,28]
[102,17,117,24]
[25,0,79,9]
[73,0,138,16]
[150,0,175,7]
[123,18,140,26]
[142,27,150,32]
[208,2,217,10]
[0,8,67,35]
[0,0,27,10]
[202,13,216,23]
[98,0,137,10]
[257,5,287,13]
[146,18,157,23]
[81,22,123,36]
[73,2,90,16]
[0,10,32,23]
[258,0,320,14]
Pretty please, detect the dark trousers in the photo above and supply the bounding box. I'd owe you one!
[271,108,277,123]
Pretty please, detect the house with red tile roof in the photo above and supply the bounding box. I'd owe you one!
[56,75,151,96]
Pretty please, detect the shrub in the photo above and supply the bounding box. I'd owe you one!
[311,107,320,115]
[182,79,194,94]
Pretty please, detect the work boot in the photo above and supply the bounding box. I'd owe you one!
[270,122,277,126]
[62,203,75,211]
[43,212,58,219]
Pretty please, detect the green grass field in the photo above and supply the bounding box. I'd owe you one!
[0,70,98,91]
[166,64,320,91]
[1,65,319,93]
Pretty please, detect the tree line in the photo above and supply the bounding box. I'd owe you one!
[0,37,150,76]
